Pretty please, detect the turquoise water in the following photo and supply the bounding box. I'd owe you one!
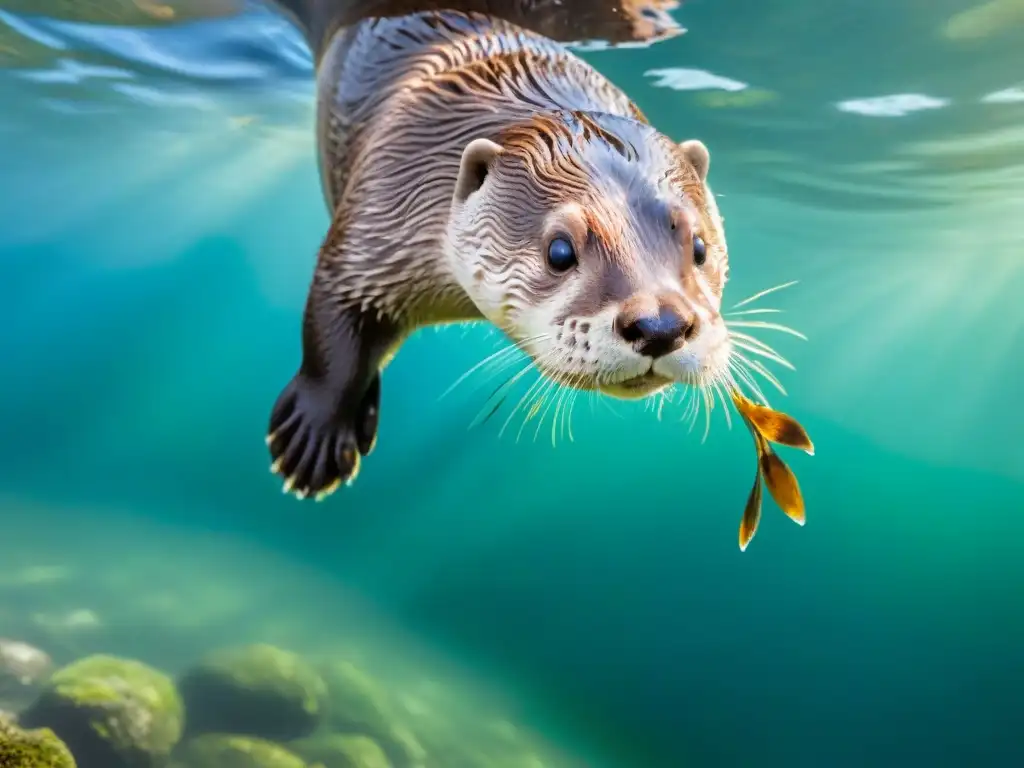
[1,1,1022,766]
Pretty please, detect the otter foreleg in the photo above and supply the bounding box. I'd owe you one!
[266,257,401,500]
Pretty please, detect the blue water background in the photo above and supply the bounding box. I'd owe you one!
[1,1,1023,766]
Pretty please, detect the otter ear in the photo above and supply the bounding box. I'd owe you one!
[453,138,503,205]
[680,139,710,182]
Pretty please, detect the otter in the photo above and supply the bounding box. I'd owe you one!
[265,1,730,499]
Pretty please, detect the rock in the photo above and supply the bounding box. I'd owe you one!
[289,733,389,768]
[19,655,183,768]
[172,734,307,768]
[317,662,424,767]
[177,645,327,741]
[0,639,53,712]
[317,662,390,738]
[0,719,77,768]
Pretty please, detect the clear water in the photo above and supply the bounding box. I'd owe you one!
[1,1,1022,766]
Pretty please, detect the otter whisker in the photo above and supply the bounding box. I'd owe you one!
[550,364,578,445]
[548,383,566,447]
[557,367,581,446]
[726,330,793,364]
[712,376,734,430]
[562,370,586,444]
[727,358,770,407]
[726,320,807,340]
[508,369,554,439]
[556,383,570,446]
[503,347,569,442]
[538,366,571,446]
[656,391,668,421]
[745,357,787,396]
[440,333,549,401]
[729,337,795,370]
[530,355,575,445]
[684,385,699,428]
[471,357,537,428]
[556,368,582,446]
[720,331,790,364]
[701,372,714,443]
[497,347,561,438]
[471,342,556,429]
[730,280,798,310]
[730,352,785,397]
[567,386,582,443]
[724,308,783,318]
[679,381,700,429]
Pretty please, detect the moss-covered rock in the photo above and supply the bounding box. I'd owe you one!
[171,734,307,768]
[0,719,77,768]
[316,662,423,767]
[289,733,389,768]
[177,645,326,741]
[19,655,183,768]
[0,639,53,713]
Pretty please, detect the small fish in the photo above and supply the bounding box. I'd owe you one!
[731,391,814,551]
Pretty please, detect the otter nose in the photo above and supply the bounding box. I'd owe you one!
[614,304,697,358]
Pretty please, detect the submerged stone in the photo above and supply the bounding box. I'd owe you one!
[289,733,389,768]
[0,718,77,768]
[0,639,53,713]
[19,654,183,768]
[177,644,327,741]
[172,734,307,768]
[316,661,424,767]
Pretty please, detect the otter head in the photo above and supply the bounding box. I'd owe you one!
[445,111,730,400]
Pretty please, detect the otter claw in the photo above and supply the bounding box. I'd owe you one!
[268,367,383,500]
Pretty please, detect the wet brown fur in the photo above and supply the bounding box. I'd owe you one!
[268,7,722,499]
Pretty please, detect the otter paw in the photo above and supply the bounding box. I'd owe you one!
[266,374,381,500]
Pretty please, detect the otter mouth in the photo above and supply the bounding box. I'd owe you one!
[599,369,674,399]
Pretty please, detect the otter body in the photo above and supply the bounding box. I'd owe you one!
[269,8,728,498]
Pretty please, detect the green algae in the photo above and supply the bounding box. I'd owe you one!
[288,733,389,768]
[172,734,308,768]
[0,719,77,768]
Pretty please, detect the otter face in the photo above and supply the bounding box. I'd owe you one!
[445,112,730,401]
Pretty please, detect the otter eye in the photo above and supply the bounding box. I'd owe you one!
[547,237,577,273]
[693,235,707,266]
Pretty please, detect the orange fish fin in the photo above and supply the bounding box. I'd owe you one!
[761,449,806,526]
[732,393,814,455]
[739,469,763,552]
